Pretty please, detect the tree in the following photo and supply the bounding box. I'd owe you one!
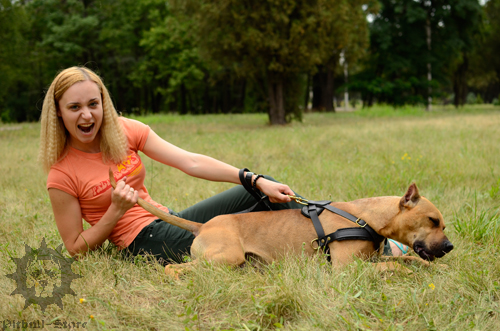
[178,0,350,124]
[447,0,483,107]
[0,0,35,122]
[96,0,161,113]
[352,0,482,108]
[311,0,377,112]
[132,0,206,114]
[467,0,500,103]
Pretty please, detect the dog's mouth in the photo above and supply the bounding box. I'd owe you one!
[413,243,436,261]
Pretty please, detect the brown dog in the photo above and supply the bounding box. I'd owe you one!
[109,170,453,275]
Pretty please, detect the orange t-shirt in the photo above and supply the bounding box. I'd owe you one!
[47,117,169,248]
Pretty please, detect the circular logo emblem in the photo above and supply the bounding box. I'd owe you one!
[6,238,81,312]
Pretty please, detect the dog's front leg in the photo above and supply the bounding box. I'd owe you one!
[380,255,431,266]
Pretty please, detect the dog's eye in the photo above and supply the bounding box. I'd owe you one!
[429,218,440,227]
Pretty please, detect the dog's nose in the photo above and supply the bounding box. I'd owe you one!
[442,241,454,253]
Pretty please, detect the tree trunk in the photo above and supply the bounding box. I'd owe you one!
[180,83,187,114]
[453,52,469,107]
[222,79,229,114]
[426,16,432,111]
[312,70,324,110]
[203,73,210,114]
[267,74,287,125]
[312,65,335,112]
[237,79,246,112]
[304,73,311,112]
[324,68,335,112]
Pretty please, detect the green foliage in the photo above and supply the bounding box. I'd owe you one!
[490,178,500,198]
[0,0,37,122]
[468,0,500,103]
[352,0,483,108]
[176,0,371,123]
[0,0,498,121]
[453,200,500,243]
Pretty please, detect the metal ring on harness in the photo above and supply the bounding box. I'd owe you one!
[311,238,320,250]
[311,236,332,251]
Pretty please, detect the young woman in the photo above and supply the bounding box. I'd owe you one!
[39,66,406,264]
[39,66,303,263]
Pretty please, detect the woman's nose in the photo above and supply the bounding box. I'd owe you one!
[81,107,92,119]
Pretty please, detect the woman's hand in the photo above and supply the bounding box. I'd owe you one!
[255,178,294,203]
[49,179,137,257]
[110,177,138,216]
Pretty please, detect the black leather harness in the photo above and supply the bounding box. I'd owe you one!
[237,168,386,262]
[301,200,386,261]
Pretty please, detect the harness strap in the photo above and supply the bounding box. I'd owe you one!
[322,204,385,246]
[309,205,326,242]
[303,200,386,261]
[328,228,375,242]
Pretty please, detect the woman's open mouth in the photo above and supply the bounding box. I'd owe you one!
[78,123,95,134]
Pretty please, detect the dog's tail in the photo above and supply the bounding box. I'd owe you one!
[108,168,201,236]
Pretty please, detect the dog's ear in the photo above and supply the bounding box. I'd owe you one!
[400,183,420,208]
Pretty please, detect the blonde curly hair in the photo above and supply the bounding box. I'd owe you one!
[39,66,128,173]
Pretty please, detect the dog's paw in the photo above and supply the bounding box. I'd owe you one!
[375,262,413,274]
[434,263,449,269]
[164,265,182,280]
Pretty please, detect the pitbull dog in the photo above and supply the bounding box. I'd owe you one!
[109,170,453,276]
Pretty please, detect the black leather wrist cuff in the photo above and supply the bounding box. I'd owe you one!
[253,174,264,190]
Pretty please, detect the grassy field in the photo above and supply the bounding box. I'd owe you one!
[1,105,499,330]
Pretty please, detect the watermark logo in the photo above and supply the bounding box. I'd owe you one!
[6,238,81,312]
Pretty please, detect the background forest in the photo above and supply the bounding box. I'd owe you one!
[1,0,499,124]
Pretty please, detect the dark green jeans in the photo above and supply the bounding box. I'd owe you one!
[126,176,303,264]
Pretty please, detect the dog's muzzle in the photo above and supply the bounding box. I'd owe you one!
[413,240,454,261]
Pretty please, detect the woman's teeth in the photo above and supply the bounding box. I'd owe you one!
[78,123,94,133]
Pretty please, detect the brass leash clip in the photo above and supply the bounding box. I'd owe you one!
[287,195,309,205]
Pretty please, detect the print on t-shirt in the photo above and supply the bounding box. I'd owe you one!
[92,152,143,197]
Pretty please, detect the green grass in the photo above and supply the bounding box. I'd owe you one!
[1,105,500,330]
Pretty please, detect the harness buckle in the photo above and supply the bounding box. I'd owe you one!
[356,218,367,228]
[287,195,309,205]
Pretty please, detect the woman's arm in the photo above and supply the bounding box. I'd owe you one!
[141,130,293,203]
[49,177,138,256]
